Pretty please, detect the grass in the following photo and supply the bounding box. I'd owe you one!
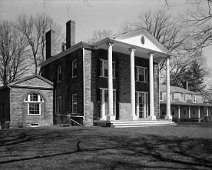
[0,123,212,170]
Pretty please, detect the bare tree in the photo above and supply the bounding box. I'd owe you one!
[0,19,28,85]
[121,10,186,70]
[87,29,112,44]
[120,9,208,91]
[16,13,62,74]
[186,0,212,49]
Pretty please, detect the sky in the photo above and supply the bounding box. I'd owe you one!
[0,0,212,86]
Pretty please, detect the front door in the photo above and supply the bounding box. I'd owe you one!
[136,92,149,119]
[100,89,116,120]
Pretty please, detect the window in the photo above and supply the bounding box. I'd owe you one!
[160,92,163,101]
[193,95,197,103]
[57,65,62,82]
[100,59,115,78]
[171,109,175,116]
[72,59,77,78]
[136,66,148,82]
[171,93,175,102]
[56,96,62,114]
[72,93,77,114]
[24,93,44,115]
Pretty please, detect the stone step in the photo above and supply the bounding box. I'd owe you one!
[113,123,176,128]
[110,120,176,128]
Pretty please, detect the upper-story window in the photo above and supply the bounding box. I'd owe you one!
[100,59,115,78]
[57,65,62,82]
[171,93,175,102]
[193,95,197,103]
[72,59,77,78]
[160,92,163,101]
[136,66,148,82]
[24,93,44,115]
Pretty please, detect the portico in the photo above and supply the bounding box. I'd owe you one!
[94,29,171,121]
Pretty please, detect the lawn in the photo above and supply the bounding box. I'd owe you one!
[0,124,212,170]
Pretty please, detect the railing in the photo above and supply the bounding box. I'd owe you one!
[55,113,83,126]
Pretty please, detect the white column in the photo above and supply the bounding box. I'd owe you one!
[148,53,156,120]
[165,57,172,120]
[178,105,181,120]
[198,106,201,120]
[100,89,106,120]
[206,107,209,117]
[107,43,115,121]
[188,106,191,119]
[130,48,136,120]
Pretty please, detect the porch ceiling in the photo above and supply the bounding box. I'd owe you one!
[94,38,169,62]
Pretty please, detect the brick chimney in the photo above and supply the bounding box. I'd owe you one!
[66,20,75,49]
[46,30,56,60]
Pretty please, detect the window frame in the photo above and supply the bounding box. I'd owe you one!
[160,92,163,101]
[24,93,44,116]
[72,59,78,78]
[99,59,116,78]
[56,96,62,114]
[57,65,62,82]
[135,66,148,82]
[72,93,78,114]
[193,95,197,103]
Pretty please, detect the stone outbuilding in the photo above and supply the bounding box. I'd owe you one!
[0,74,53,128]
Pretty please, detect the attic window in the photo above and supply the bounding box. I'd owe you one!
[141,36,145,45]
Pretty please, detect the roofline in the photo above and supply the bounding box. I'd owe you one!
[112,29,169,54]
[40,41,93,67]
[160,85,201,95]
[8,74,54,86]
[160,101,212,107]
[93,37,169,58]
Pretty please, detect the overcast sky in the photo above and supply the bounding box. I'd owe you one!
[1,0,212,85]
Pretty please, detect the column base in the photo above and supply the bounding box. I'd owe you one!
[148,115,156,120]
[100,116,107,121]
[132,115,138,120]
[106,115,116,121]
[165,115,172,120]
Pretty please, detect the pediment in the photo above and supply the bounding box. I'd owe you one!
[9,75,53,89]
[114,29,168,53]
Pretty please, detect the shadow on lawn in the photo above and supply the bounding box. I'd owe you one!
[0,127,212,169]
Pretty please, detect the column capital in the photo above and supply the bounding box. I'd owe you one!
[107,42,114,47]
[129,48,136,52]
[148,51,154,56]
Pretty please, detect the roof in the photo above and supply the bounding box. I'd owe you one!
[8,74,54,86]
[40,29,170,67]
[40,41,93,67]
[160,85,200,95]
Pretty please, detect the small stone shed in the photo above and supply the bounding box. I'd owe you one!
[0,74,53,128]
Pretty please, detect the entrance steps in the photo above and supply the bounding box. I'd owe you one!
[94,120,176,128]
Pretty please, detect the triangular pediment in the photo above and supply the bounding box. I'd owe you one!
[113,29,168,53]
[9,75,53,89]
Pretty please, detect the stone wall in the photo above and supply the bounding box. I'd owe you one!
[10,87,53,127]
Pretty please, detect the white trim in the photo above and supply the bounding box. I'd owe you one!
[24,93,44,116]
[135,65,148,82]
[72,59,78,78]
[99,59,115,78]
[82,48,85,118]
